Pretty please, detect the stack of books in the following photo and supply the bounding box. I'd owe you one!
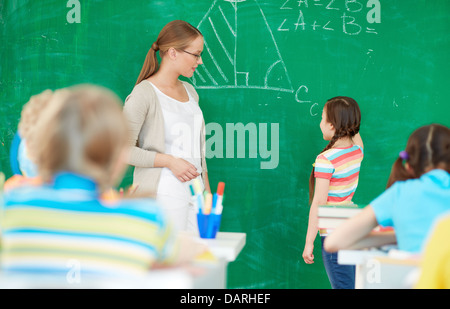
[318,203,365,229]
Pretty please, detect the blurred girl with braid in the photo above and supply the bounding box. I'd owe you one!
[302,96,364,289]
[325,124,450,255]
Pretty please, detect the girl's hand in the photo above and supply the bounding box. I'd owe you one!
[302,243,315,264]
[168,156,199,182]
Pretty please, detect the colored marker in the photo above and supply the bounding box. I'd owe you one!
[217,182,225,196]
[215,182,225,215]
[197,194,204,214]
[192,178,202,194]
[215,195,224,215]
[189,184,198,212]
[211,193,218,213]
[192,179,204,213]
[204,192,213,215]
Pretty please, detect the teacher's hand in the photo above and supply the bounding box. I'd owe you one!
[168,156,200,182]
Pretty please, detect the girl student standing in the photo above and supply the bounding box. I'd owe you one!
[123,20,210,233]
[324,124,450,254]
[302,96,364,289]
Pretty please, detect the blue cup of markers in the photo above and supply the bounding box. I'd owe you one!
[197,213,222,239]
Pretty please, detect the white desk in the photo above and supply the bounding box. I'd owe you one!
[200,232,246,262]
[338,247,420,289]
[338,248,390,265]
[193,232,246,288]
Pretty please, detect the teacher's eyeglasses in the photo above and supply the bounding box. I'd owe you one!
[180,49,203,60]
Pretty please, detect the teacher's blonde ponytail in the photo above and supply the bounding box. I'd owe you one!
[135,20,202,85]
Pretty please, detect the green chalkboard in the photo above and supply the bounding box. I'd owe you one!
[1,0,449,289]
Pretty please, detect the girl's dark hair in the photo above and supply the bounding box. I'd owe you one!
[386,124,450,188]
[135,20,202,85]
[308,96,361,204]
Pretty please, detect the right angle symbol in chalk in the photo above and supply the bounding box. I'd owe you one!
[192,0,294,93]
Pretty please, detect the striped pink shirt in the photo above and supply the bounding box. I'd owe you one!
[314,145,364,204]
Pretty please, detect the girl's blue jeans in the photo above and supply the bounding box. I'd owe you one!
[321,236,355,289]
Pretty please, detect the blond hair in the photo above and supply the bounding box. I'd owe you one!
[17,89,54,165]
[18,89,54,140]
[29,85,129,190]
[135,20,202,85]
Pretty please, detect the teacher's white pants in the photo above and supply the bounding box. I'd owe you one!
[156,193,199,235]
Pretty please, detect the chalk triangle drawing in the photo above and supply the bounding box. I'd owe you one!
[191,0,294,93]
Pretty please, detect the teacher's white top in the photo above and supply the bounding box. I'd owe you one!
[149,81,204,202]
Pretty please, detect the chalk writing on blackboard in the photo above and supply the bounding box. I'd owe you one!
[277,0,381,35]
[191,0,381,118]
[191,0,294,93]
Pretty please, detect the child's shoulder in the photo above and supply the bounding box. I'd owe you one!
[101,196,167,222]
[325,144,362,155]
[3,175,42,192]
[316,145,363,162]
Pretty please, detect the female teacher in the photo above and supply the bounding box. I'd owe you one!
[123,20,210,233]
